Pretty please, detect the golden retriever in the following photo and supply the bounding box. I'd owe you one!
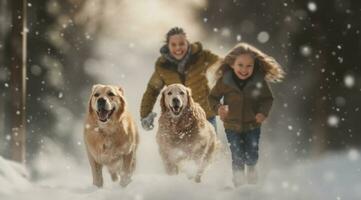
[157,84,218,183]
[84,84,138,187]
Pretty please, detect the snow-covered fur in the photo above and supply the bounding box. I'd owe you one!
[157,84,218,182]
[84,84,138,187]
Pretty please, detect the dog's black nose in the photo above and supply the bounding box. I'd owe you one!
[97,98,106,108]
[172,98,180,106]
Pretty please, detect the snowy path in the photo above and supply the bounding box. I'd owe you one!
[2,132,361,200]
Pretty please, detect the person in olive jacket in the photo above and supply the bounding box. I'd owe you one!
[140,27,220,131]
[209,42,285,186]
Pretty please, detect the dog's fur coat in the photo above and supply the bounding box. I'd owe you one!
[84,84,138,187]
[156,84,217,182]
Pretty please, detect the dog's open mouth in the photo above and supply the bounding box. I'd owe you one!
[96,107,115,122]
[170,105,183,116]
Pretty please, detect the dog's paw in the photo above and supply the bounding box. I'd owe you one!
[93,180,103,188]
[111,173,119,182]
[194,175,202,183]
[120,176,131,187]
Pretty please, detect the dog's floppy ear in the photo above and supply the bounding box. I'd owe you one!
[186,87,194,108]
[160,87,168,113]
[186,87,206,126]
[88,84,101,114]
[92,84,102,93]
[115,93,126,119]
[118,86,124,95]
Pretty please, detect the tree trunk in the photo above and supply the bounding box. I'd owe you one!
[10,0,27,164]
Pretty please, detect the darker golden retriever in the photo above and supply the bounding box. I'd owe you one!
[84,84,138,187]
[157,84,218,182]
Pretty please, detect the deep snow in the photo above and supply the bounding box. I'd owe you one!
[1,131,361,200]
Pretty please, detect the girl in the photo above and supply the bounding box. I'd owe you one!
[140,27,220,131]
[209,42,284,186]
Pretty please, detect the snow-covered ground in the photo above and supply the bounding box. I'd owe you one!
[1,140,361,200]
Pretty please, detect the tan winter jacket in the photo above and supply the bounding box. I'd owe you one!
[140,42,219,119]
[209,68,274,132]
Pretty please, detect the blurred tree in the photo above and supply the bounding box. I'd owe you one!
[0,0,12,156]
[25,0,99,162]
[9,0,27,164]
[290,0,361,153]
[1,0,100,168]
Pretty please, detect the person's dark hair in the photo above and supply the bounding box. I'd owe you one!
[166,27,186,43]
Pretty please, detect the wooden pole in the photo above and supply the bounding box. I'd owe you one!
[10,0,27,164]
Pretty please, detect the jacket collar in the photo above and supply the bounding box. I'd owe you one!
[158,42,203,66]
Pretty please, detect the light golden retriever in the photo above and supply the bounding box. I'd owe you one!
[84,84,138,187]
[157,84,218,183]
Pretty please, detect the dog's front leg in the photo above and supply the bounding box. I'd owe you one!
[195,141,215,183]
[159,149,179,175]
[88,154,103,187]
[119,151,135,187]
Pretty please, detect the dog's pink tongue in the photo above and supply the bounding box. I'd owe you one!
[99,110,109,120]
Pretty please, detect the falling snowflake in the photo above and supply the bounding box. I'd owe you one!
[5,135,11,141]
[327,115,339,127]
[337,57,343,63]
[257,31,270,43]
[348,149,359,161]
[344,74,355,88]
[307,2,317,12]
[236,34,242,41]
[221,28,231,37]
[300,45,312,57]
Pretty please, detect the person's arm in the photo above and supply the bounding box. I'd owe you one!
[208,78,224,114]
[140,70,164,119]
[256,80,274,117]
[203,50,220,68]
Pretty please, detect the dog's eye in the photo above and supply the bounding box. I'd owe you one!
[180,91,185,95]
[167,91,172,95]
[108,92,115,97]
[94,93,100,97]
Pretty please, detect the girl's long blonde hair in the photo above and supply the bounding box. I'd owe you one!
[218,42,285,82]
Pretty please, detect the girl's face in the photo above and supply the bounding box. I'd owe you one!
[231,53,255,80]
[168,34,189,60]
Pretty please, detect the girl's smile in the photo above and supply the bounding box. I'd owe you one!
[231,54,255,80]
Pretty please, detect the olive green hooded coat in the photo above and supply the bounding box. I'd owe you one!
[208,68,274,132]
[140,42,219,119]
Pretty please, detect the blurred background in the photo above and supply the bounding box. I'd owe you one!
[0,0,360,186]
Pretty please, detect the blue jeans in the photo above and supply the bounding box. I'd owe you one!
[207,116,217,134]
[225,128,261,171]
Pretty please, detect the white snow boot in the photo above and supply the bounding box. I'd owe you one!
[232,169,246,187]
[246,165,258,184]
